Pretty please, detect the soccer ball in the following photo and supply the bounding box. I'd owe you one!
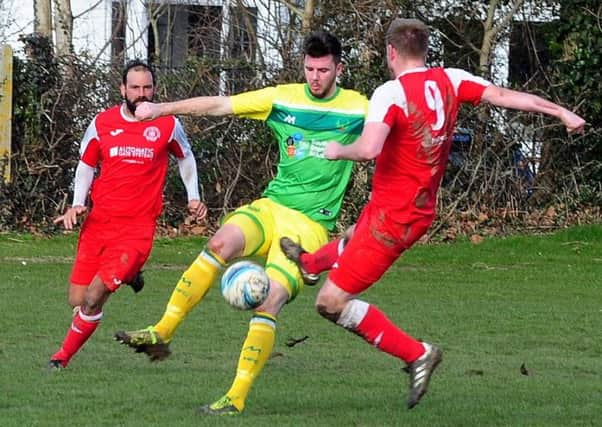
[220,261,270,310]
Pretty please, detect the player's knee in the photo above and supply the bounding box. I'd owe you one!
[206,236,223,255]
[316,280,350,322]
[206,234,241,260]
[68,289,84,308]
[68,295,82,308]
[68,284,86,308]
[82,294,103,314]
[81,283,109,314]
[316,303,341,323]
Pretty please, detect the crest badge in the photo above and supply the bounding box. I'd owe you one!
[143,126,160,142]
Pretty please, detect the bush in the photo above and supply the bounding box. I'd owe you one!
[1,12,600,237]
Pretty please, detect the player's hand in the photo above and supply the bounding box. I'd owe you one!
[324,141,342,160]
[187,200,207,221]
[560,110,585,134]
[135,102,160,121]
[53,205,87,230]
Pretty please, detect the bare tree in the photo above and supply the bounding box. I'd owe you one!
[0,0,17,44]
[279,0,315,32]
[34,0,53,37]
[53,0,73,58]
[147,2,168,62]
[479,0,525,75]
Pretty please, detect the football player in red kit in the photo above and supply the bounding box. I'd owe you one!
[282,18,585,409]
[48,60,207,369]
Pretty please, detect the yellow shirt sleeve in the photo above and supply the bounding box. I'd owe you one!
[230,86,277,121]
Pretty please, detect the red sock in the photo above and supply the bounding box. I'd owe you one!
[301,238,343,274]
[355,304,425,363]
[51,310,102,367]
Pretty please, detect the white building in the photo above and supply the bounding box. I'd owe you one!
[1,0,286,70]
[2,1,559,84]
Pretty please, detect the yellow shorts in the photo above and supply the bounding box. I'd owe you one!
[224,198,328,301]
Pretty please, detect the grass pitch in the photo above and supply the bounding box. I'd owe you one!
[1,225,600,426]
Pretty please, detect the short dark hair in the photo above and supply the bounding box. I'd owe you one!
[122,59,156,86]
[302,31,342,64]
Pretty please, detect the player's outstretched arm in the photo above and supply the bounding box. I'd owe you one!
[481,86,586,134]
[324,122,390,161]
[135,97,234,121]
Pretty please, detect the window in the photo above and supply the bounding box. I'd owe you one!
[111,1,127,66]
[187,6,223,61]
[432,17,483,74]
[508,21,554,87]
[147,4,257,67]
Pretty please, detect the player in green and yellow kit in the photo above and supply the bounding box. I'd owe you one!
[115,31,368,415]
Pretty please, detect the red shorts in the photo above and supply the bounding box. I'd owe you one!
[70,212,156,292]
[328,201,433,294]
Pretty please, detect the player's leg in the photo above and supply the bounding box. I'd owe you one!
[315,206,441,409]
[200,201,328,415]
[68,283,87,309]
[317,279,441,409]
[49,275,111,369]
[305,223,355,272]
[281,223,355,283]
[66,216,99,312]
[67,283,86,321]
[199,283,288,415]
[50,222,153,369]
[49,217,104,369]
[151,224,245,339]
[115,201,269,358]
[115,224,243,355]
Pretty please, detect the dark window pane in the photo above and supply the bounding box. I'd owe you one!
[111,1,126,66]
[509,21,554,86]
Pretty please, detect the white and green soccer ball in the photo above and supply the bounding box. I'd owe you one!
[220,261,270,310]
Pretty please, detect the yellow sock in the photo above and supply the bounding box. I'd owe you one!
[226,312,276,411]
[154,250,225,341]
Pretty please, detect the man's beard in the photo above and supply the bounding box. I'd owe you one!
[310,78,336,99]
[125,96,151,115]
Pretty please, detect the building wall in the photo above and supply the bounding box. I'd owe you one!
[1,0,284,67]
[2,1,112,61]
[2,0,558,81]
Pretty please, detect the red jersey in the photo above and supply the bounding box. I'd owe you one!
[80,105,192,222]
[367,67,490,220]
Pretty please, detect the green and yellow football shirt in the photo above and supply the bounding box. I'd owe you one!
[230,83,368,230]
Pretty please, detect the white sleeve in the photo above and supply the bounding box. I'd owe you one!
[72,161,95,206]
[79,117,98,157]
[171,118,193,157]
[171,118,200,201]
[177,151,200,201]
[366,80,406,122]
[445,68,491,94]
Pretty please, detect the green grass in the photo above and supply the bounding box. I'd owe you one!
[1,225,601,426]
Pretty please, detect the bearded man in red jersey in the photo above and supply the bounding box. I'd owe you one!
[48,60,207,369]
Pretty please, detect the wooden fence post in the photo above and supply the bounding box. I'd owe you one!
[0,44,13,183]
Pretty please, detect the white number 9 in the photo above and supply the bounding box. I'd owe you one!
[424,80,445,131]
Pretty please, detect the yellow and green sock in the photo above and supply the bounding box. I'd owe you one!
[225,312,277,411]
[154,249,225,341]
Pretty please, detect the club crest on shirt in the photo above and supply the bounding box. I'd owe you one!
[143,126,161,142]
[286,133,306,158]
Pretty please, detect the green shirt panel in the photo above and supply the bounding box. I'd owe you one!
[230,83,368,230]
